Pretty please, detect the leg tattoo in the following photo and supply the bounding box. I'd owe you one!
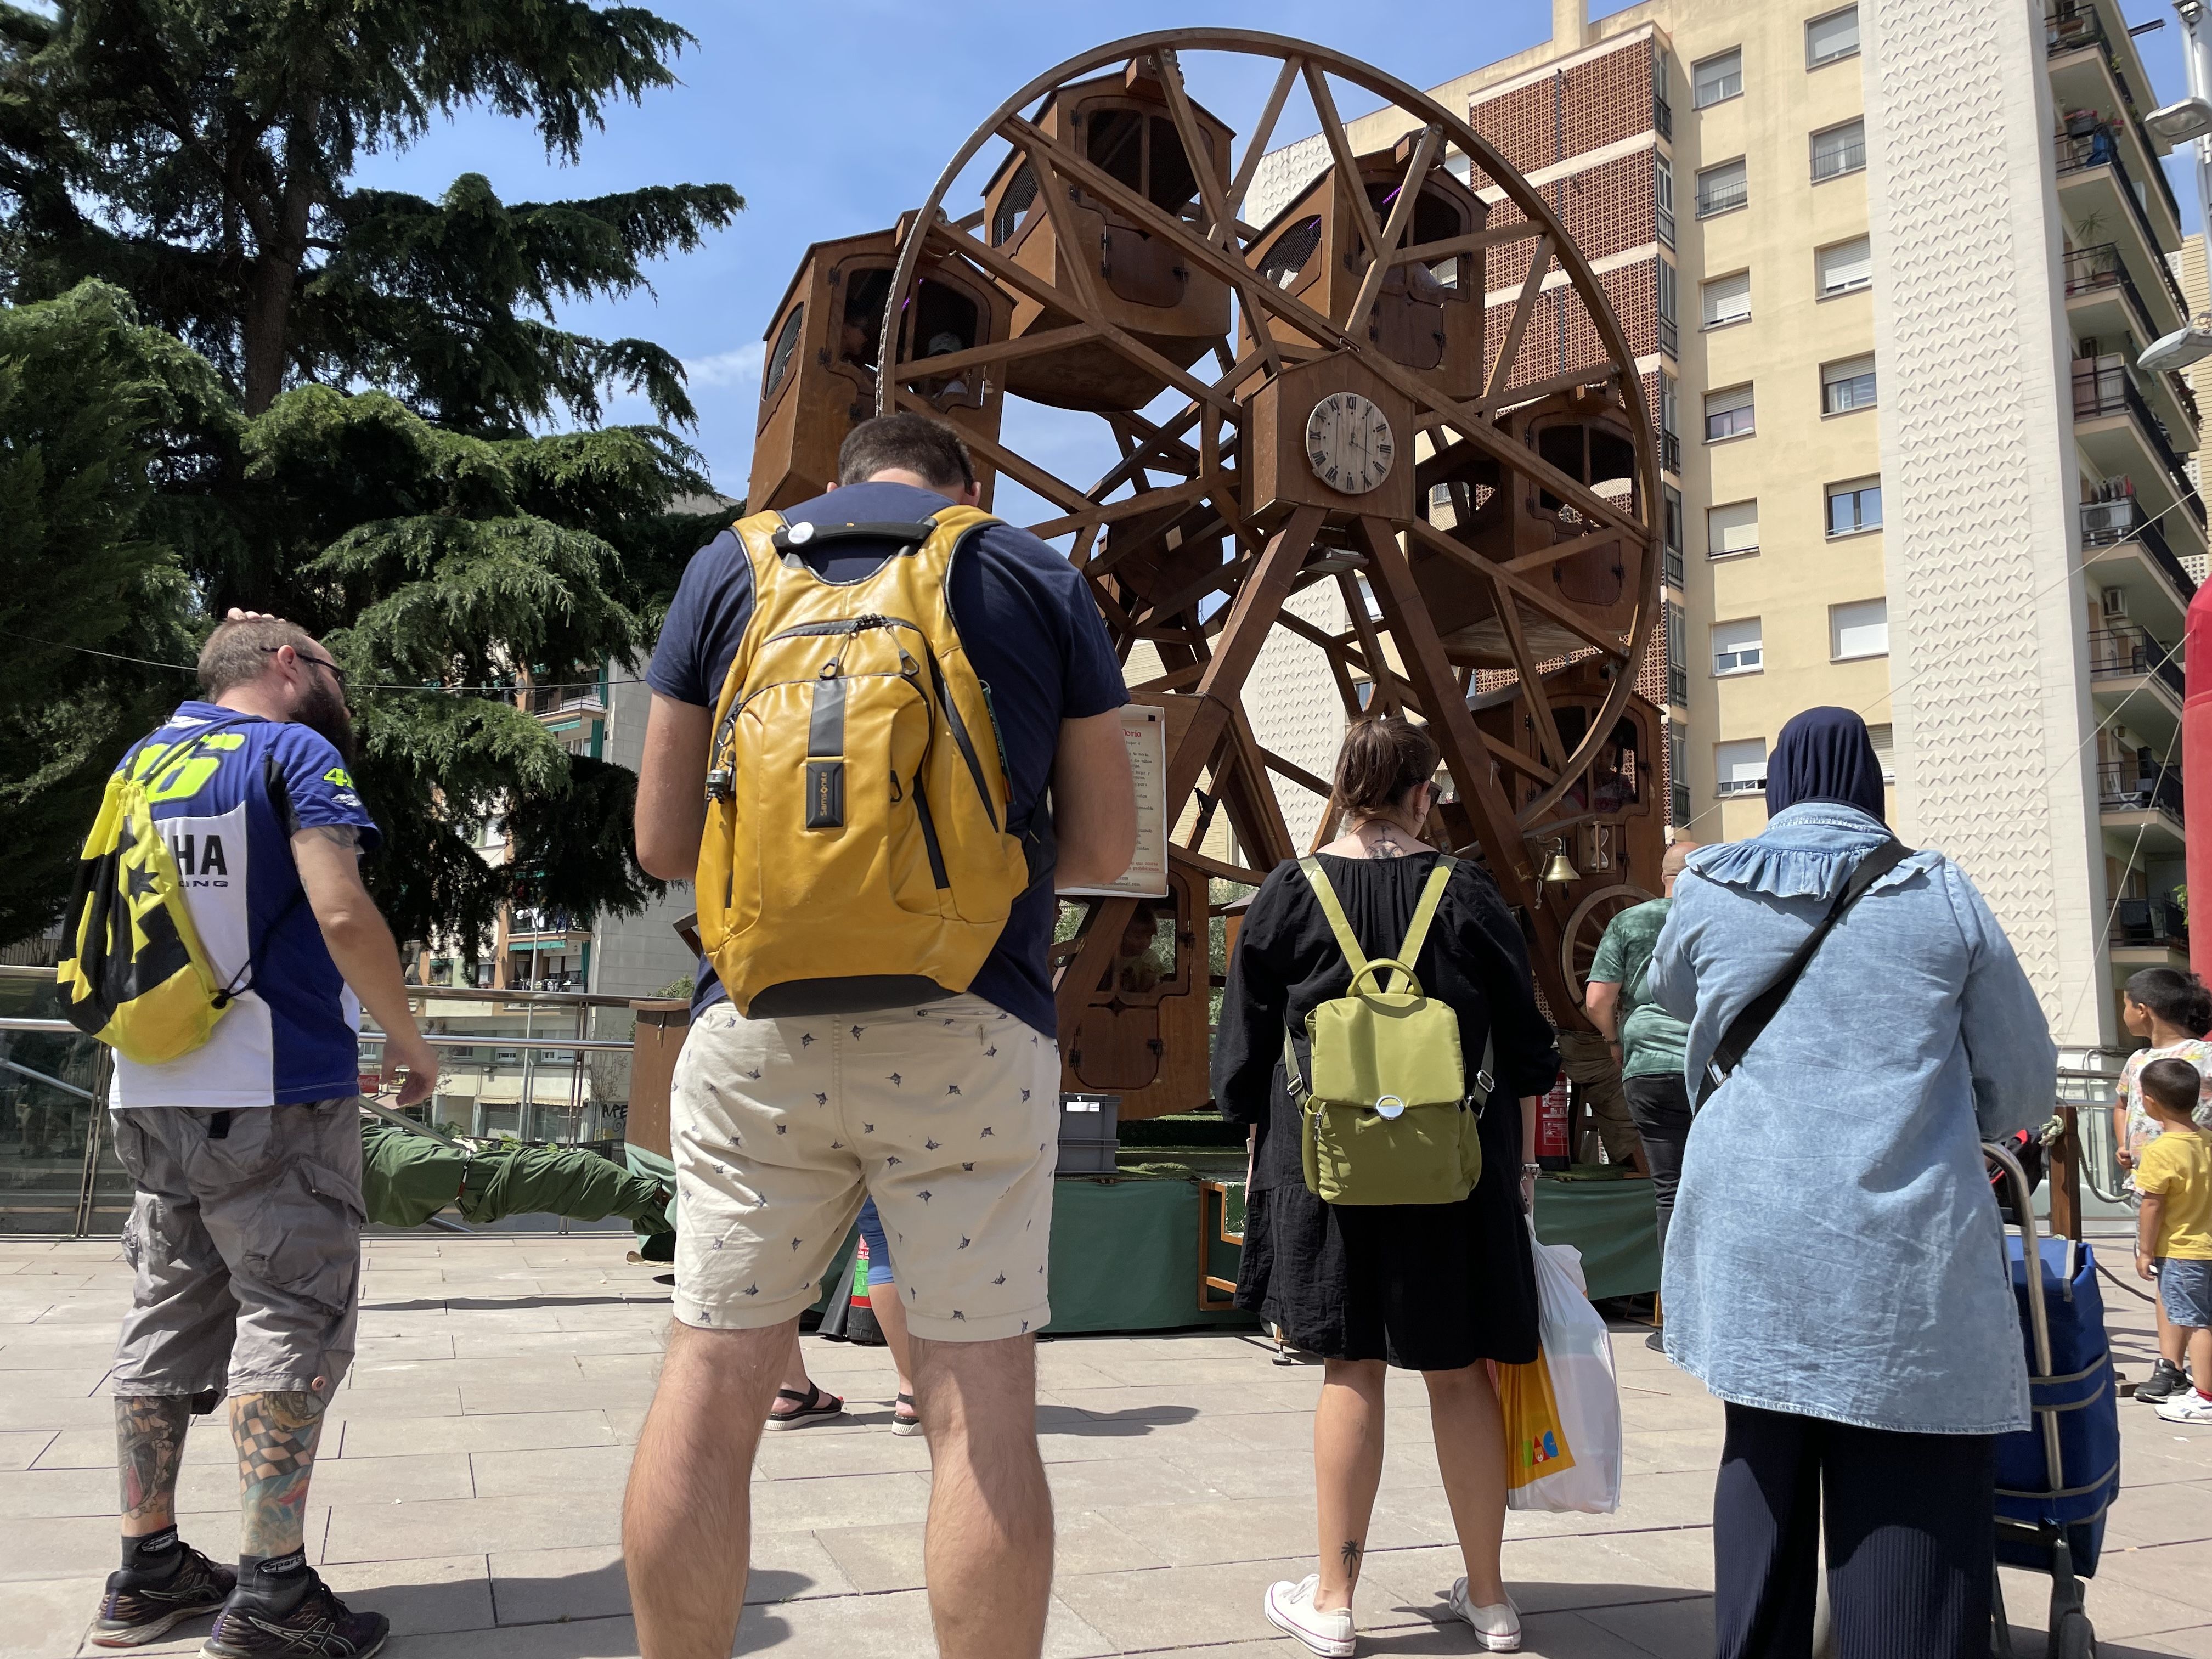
[1340,1538,1363,1571]
[116,1396,193,1534]
[230,1391,327,1558]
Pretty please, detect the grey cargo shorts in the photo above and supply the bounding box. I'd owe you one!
[110,1101,365,1400]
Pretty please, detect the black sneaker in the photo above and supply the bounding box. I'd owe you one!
[201,1571,388,1659]
[91,1542,235,1647]
[2137,1359,2191,1404]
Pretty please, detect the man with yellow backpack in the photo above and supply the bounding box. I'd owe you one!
[624,413,1135,1659]
[59,614,438,1659]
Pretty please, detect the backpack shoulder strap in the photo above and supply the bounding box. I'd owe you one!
[1391,858,1456,994]
[1298,857,1369,982]
[1696,838,1912,1107]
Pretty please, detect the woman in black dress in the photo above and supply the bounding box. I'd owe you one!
[1214,717,1558,1656]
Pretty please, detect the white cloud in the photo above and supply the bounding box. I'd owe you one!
[685,342,765,390]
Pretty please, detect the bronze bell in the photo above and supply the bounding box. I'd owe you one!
[1541,840,1578,886]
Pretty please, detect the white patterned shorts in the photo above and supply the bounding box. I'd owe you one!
[670,995,1060,1341]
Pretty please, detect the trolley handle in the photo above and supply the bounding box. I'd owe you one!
[1985,1139,2055,1381]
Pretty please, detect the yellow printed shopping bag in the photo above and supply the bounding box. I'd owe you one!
[1497,1350,1578,1489]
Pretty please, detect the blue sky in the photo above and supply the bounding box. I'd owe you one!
[351,0,2202,499]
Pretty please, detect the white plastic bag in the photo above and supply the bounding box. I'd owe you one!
[1498,1220,1624,1513]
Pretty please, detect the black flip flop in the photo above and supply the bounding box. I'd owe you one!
[765,1383,845,1430]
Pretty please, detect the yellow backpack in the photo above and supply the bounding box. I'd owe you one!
[697,506,1036,1017]
[57,718,255,1063]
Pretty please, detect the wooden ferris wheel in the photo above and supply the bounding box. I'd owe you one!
[750,31,1667,1116]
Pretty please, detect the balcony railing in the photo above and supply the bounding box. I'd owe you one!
[1663,545,1684,590]
[2073,359,2201,506]
[1658,315,1678,358]
[2114,896,2189,950]
[1661,430,1682,473]
[1671,783,1691,826]
[2055,130,2185,306]
[1654,95,1672,140]
[2086,623,2185,698]
[2062,241,2158,331]
[1811,140,1866,182]
[509,908,579,937]
[1696,179,1748,217]
[2097,761,2185,821]
[2079,496,2199,596]
[524,681,607,716]
[1667,665,1689,708]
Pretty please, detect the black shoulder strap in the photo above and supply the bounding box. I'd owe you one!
[1696,839,1913,1108]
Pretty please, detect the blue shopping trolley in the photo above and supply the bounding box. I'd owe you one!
[1987,1142,2119,1659]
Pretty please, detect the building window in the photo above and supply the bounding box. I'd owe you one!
[1706,383,1756,442]
[1867,720,1896,782]
[1696,157,1748,217]
[1831,597,1890,659]
[1716,736,1769,796]
[1694,48,1743,108]
[1818,236,1872,296]
[1666,598,1688,706]
[1708,499,1760,558]
[1821,353,1877,414]
[1657,257,1678,342]
[1656,155,1675,249]
[1668,726,1690,825]
[1827,475,1883,535]
[1713,617,1764,676]
[1812,119,1867,183]
[1807,6,1860,68]
[1702,270,1752,330]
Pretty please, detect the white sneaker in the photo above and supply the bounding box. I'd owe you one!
[1263,1573,1356,1657]
[1448,1577,1522,1651]
[2155,1390,2212,1425]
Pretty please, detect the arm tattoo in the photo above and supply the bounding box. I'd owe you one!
[116,1396,192,1527]
[1339,1538,1363,1570]
[231,1391,328,1558]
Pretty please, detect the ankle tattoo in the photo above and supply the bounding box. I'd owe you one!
[1339,1538,1363,1571]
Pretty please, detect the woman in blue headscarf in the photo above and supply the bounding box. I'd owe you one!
[1647,707,2055,1659]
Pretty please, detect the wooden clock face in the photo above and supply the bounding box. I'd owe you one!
[1305,392,1394,495]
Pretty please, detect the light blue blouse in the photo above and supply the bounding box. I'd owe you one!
[1647,803,2056,1435]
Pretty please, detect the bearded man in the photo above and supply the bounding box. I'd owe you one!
[87,614,437,1659]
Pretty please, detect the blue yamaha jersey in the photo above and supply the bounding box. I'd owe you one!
[109,701,381,1108]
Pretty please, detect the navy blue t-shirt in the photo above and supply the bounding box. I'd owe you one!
[645,481,1127,1037]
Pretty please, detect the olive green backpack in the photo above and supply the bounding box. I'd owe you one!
[1284,856,1493,1206]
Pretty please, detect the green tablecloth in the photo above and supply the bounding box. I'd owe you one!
[624,1141,1660,1332]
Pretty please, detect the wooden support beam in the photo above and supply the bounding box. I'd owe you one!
[1345,123,1442,337]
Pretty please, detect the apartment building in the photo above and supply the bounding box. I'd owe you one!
[1238,0,2201,1069]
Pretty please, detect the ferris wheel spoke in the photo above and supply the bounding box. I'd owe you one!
[1494,590,1572,775]
[1344,123,1444,338]
[1223,54,1304,232]
[1485,235,1555,406]
[1301,64,1390,326]
[884,321,1096,392]
[1401,516,1624,660]
[1355,516,1541,908]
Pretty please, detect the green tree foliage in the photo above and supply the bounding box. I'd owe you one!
[0,0,743,950]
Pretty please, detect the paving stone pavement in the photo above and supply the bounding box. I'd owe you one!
[2,1228,2207,1658]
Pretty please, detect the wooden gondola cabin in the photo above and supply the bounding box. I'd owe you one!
[1242,132,1487,395]
[1471,664,1667,895]
[1407,386,1646,665]
[979,59,1234,413]
[748,228,1011,511]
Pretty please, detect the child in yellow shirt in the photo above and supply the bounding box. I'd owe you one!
[2134,1058,2212,1424]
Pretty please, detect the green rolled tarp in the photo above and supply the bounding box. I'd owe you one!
[360,1121,672,1234]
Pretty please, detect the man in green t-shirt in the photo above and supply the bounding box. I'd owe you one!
[1587,842,1697,1345]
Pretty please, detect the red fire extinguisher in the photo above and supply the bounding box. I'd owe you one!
[1536,1072,1571,1169]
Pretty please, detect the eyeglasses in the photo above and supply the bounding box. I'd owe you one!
[262,645,347,689]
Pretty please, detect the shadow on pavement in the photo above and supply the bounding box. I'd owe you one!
[360,1294,669,1312]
